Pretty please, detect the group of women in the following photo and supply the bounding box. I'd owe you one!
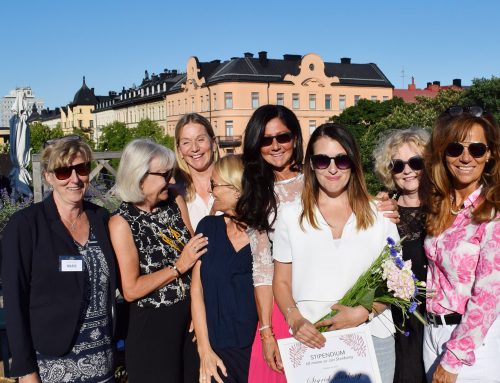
[1,103,498,383]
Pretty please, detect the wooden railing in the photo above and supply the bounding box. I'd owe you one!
[32,151,122,210]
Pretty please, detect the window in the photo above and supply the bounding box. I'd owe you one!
[78,120,82,128]
[309,94,316,110]
[309,120,316,134]
[225,120,234,136]
[89,120,94,129]
[192,97,195,112]
[206,95,210,110]
[277,93,284,106]
[292,93,299,109]
[383,96,389,101]
[325,95,332,110]
[251,92,259,109]
[200,96,204,111]
[224,92,233,109]
[213,93,217,110]
[371,96,377,101]
[354,95,361,106]
[339,95,346,111]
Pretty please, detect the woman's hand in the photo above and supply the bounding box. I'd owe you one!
[261,329,284,373]
[176,233,208,273]
[432,364,458,383]
[199,349,227,383]
[315,304,369,331]
[289,313,326,349]
[376,192,400,224]
[19,372,41,383]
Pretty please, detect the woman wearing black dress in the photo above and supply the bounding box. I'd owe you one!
[373,128,430,383]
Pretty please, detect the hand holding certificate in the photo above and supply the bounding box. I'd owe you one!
[278,325,382,383]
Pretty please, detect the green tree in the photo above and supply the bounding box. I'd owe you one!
[29,122,63,154]
[97,121,133,151]
[132,118,174,149]
[462,76,500,121]
[72,128,96,149]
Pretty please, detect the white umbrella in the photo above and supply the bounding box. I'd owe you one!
[9,91,32,197]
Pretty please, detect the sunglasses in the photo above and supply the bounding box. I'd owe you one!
[210,179,233,190]
[52,162,91,180]
[445,142,488,158]
[390,156,424,174]
[444,105,486,118]
[43,134,81,149]
[260,132,293,147]
[310,154,351,170]
[147,169,173,181]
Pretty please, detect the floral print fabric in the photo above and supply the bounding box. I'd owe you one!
[425,186,500,374]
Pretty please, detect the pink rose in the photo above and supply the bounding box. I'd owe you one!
[494,254,500,271]
[474,289,498,311]
[456,255,477,283]
[457,336,475,351]
[465,309,483,327]
[476,258,494,277]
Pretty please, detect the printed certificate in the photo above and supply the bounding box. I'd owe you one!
[277,324,382,383]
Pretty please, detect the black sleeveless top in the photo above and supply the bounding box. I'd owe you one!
[116,198,191,308]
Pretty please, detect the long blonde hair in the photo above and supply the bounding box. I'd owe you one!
[424,113,500,236]
[174,113,220,202]
[300,123,374,231]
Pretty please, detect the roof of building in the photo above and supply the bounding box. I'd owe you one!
[71,76,98,106]
[170,53,393,91]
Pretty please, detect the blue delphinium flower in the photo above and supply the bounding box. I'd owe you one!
[408,301,418,314]
[395,257,405,269]
[387,237,395,246]
[390,248,399,257]
[404,331,410,337]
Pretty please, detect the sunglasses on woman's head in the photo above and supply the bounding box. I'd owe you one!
[445,142,488,158]
[43,134,81,149]
[444,106,484,118]
[52,162,91,180]
[390,156,424,174]
[310,154,351,170]
[260,132,293,147]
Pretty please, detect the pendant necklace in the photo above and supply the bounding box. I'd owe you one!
[450,196,465,216]
[62,211,82,231]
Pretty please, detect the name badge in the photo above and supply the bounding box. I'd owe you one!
[59,256,84,272]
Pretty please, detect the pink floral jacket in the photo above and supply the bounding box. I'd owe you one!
[425,187,500,374]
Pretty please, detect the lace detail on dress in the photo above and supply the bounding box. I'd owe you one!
[397,205,426,242]
[250,173,304,286]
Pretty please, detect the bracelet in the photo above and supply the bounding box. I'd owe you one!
[171,265,181,278]
[258,324,272,332]
[285,306,298,327]
[260,331,275,340]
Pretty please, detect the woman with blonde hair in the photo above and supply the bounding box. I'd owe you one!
[422,107,500,383]
[174,113,220,229]
[373,127,430,383]
[191,155,258,382]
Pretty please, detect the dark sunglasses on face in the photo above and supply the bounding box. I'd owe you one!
[310,154,351,170]
[445,142,488,158]
[147,169,173,181]
[53,162,91,180]
[260,132,293,147]
[43,134,81,149]
[390,156,424,174]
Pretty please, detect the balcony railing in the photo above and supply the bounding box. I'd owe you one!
[216,135,242,148]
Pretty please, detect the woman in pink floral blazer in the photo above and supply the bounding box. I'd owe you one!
[423,107,500,383]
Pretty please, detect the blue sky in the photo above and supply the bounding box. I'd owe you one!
[1,0,498,109]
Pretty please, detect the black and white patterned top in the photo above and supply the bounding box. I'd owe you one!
[36,228,114,383]
[116,198,191,308]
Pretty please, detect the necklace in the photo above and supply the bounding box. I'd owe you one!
[61,211,82,231]
[450,195,465,216]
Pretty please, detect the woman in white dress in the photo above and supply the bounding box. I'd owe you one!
[273,123,398,383]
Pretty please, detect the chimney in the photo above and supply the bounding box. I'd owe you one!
[340,57,351,64]
[426,82,432,89]
[244,52,254,58]
[258,51,268,67]
[432,81,440,86]
[283,54,301,61]
[452,78,462,87]
[171,70,177,75]
[408,76,416,90]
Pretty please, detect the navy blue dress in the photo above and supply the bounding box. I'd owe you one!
[197,215,258,382]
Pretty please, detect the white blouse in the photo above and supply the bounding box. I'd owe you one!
[273,200,398,338]
[188,193,214,231]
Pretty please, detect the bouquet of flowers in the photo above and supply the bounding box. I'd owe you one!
[316,237,427,334]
